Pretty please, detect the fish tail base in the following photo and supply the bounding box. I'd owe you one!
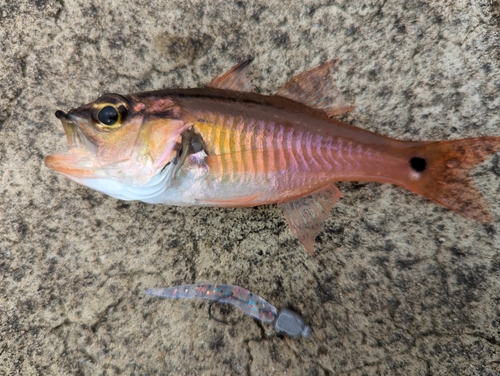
[404,137,500,222]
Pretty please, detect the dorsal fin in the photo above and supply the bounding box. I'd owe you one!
[276,60,354,116]
[207,59,254,92]
[279,184,343,255]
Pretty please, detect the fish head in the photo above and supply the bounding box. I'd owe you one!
[45,93,194,196]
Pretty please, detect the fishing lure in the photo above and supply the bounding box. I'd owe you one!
[146,284,312,337]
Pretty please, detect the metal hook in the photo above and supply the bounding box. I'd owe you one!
[208,300,229,325]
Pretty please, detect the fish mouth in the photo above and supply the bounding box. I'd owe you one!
[44,111,99,178]
[56,110,87,150]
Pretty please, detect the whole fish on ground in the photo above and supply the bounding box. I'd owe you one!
[45,60,500,254]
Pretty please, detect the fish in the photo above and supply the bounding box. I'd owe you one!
[45,59,500,254]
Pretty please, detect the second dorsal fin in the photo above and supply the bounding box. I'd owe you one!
[207,59,254,92]
[276,60,354,116]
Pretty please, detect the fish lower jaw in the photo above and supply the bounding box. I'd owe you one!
[44,149,100,178]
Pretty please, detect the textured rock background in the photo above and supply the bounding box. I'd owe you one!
[1,0,500,374]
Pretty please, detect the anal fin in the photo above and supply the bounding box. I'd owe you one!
[207,59,254,92]
[279,185,343,255]
[276,60,354,117]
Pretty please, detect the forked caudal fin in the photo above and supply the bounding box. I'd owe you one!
[403,137,500,222]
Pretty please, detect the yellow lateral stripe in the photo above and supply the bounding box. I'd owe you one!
[244,120,253,177]
[233,118,244,177]
[209,121,219,154]
[215,113,224,155]
[222,115,232,154]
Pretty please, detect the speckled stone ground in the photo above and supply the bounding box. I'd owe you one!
[1,0,500,375]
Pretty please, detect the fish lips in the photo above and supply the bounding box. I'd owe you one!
[45,111,99,178]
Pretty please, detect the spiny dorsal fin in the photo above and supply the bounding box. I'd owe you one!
[276,60,354,116]
[279,184,343,255]
[207,59,254,92]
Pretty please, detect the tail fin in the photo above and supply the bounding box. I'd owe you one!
[403,137,500,222]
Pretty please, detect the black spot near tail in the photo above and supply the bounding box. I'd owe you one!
[410,157,427,172]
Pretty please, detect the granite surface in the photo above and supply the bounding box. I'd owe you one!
[1,0,500,374]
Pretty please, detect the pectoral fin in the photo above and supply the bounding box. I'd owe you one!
[276,60,354,116]
[279,185,343,255]
[207,59,254,92]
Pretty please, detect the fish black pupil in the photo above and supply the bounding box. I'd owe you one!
[98,106,119,126]
[410,157,427,172]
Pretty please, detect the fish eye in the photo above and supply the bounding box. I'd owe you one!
[98,106,119,126]
[92,102,128,130]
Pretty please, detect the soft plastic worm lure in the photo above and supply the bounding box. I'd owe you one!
[146,284,311,337]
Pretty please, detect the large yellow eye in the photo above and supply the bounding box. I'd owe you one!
[92,103,128,130]
[98,106,119,126]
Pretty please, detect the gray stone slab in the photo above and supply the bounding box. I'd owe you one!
[1,0,499,374]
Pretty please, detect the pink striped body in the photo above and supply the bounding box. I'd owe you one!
[174,89,409,206]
